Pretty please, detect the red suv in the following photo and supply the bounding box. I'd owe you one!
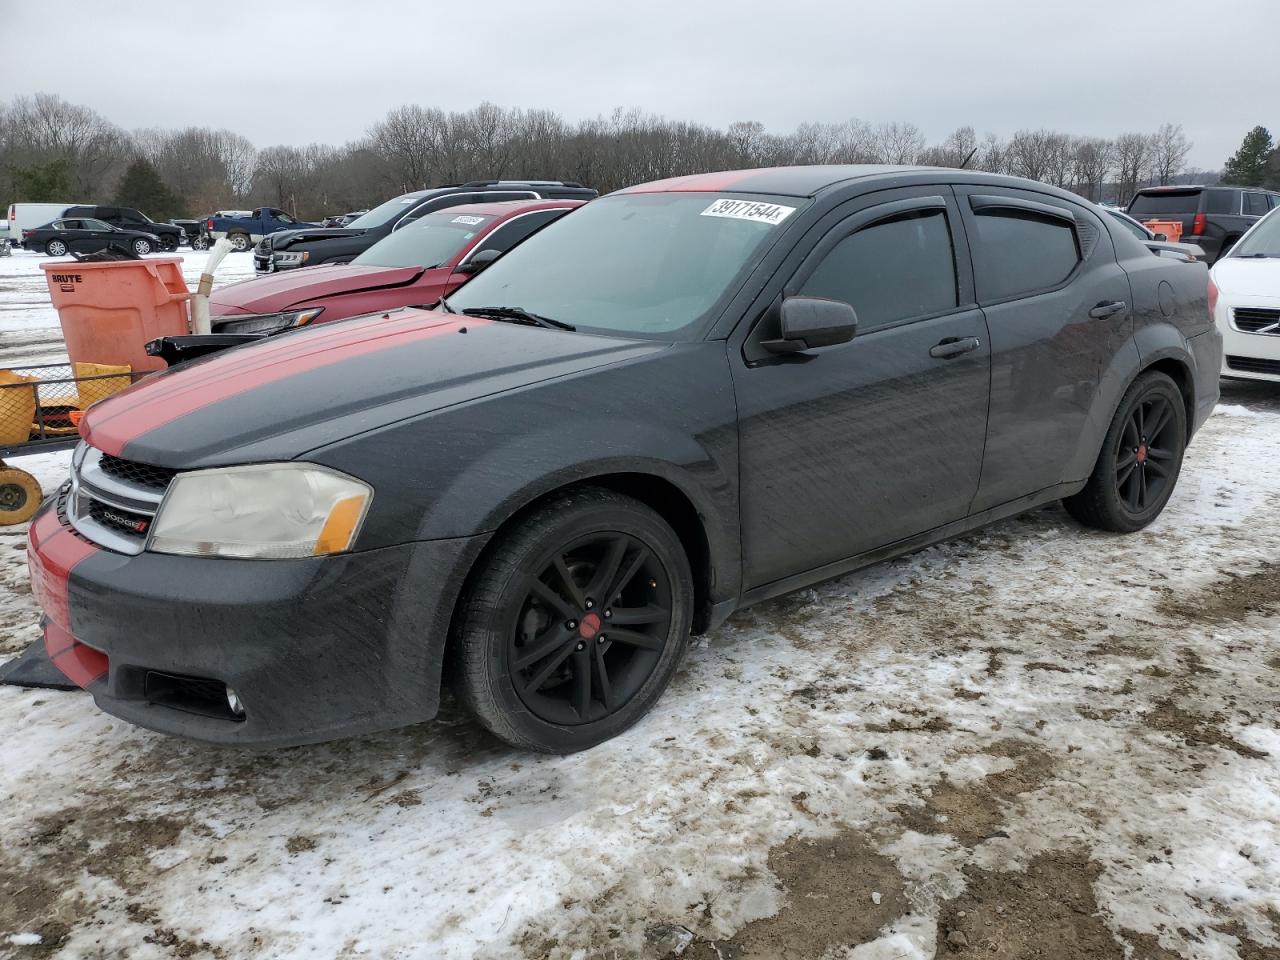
[208,199,586,335]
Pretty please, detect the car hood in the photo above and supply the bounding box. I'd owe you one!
[271,226,366,248]
[1213,257,1280,298]
[209,264,425,315]
[80,308,666,467]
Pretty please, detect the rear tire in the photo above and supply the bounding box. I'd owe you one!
[45,239,67,257]
[228,233,251,252]
[453,487,694,753]
[1064,371,1186,532]
[132,238,152,256]
[191,235,209,251]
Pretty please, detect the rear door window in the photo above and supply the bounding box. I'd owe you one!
[1204,190,1237,214]
[798,209,958,332]
[1127,190,1202,216]
[969,208,1080,302]
[1244,192,1271,216]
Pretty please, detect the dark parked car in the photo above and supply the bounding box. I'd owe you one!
[21,217,162,257]
[208,199,586,335]
[171,219,208,250]
[31,166,1220,752]
[64,205,183,251]
[254,180,597,273]
[322,210,368,227]
[1127,185,1280,263]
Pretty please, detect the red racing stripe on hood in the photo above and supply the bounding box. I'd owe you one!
[81,312,483,457]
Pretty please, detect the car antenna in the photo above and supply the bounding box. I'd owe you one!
[959,147,978,170]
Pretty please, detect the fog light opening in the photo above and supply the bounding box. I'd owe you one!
[226,687,245,717]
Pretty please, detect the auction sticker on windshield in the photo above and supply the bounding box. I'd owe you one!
[700,198,796,225]
[451,215,486,225]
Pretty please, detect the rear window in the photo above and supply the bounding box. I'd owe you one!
[1127,190,1201,216]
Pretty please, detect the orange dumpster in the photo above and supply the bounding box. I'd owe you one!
[40,258,190,373]
[1141,219,1183,243]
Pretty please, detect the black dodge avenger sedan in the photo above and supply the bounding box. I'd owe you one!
[29,165,1221,751]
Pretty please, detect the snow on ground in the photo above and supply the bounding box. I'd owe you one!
[0,248,256,367]
[0,268,1278,958]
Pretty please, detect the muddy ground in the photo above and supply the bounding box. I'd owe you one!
[1,379,1278,960]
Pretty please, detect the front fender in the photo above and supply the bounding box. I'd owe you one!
[310,342,742,602]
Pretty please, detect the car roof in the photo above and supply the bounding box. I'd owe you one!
[617,165,1125,204]
[618,165,925,198]
[1136,184,1280,195]
[432,198,588,218]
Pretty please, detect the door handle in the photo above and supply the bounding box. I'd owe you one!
[1088,300,1128,319]
[929,336,981,359]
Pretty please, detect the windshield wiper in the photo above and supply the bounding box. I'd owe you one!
[1234,252,1277,259]
[461,306,576,331]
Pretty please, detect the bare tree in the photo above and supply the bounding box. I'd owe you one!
[1070,137,1113,202]
[1149,122,1192,186]
[1114,132,1154,205]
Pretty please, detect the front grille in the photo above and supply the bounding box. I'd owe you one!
[67,446,170,554]
[1226,355,1280,375]
[99,454,176,491]
[87,498,152,538]
[1232,307,1280,335]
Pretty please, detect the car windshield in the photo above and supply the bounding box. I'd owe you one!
[1231,210,1280,258]
[445,192,803,339]
[345,194,433,230]
[352,212,495,269]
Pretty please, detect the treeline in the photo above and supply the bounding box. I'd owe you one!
[0,91,1233,222]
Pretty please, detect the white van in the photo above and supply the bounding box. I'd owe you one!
[7,202,86,244]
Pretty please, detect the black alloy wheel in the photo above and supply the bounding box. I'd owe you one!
[1114,393,1179,514]
[453,487,694,753]
[509,531,673,726]
[1064,370,1186,532]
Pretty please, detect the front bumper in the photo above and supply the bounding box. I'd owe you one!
[1216,299,1280,382]
[27,497,486,747]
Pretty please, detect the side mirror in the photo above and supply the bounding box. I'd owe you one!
[762,297,858,354]
[458,248,501,275]
[1153,232,1169,242]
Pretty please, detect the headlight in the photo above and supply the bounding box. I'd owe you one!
[211,307,323,335]
[275,251,309,266]
[148,463,372,559]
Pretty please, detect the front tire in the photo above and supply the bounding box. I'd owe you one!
[1064,371,1186,532]
[160,234,179,252]
[453,487,694,753]
[132,238,153,256]
[45,239,67,257]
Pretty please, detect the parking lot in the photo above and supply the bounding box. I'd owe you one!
[0,247,1277,959]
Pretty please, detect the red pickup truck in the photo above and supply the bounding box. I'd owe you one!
[208,199,585,335]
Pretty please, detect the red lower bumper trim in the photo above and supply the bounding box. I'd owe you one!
[43,619,108,689]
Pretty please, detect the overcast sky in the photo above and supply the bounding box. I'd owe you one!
[2,0,1274,170]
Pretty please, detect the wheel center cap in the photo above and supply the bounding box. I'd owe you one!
[578,612,603,640]
[1136,445,1148,464]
